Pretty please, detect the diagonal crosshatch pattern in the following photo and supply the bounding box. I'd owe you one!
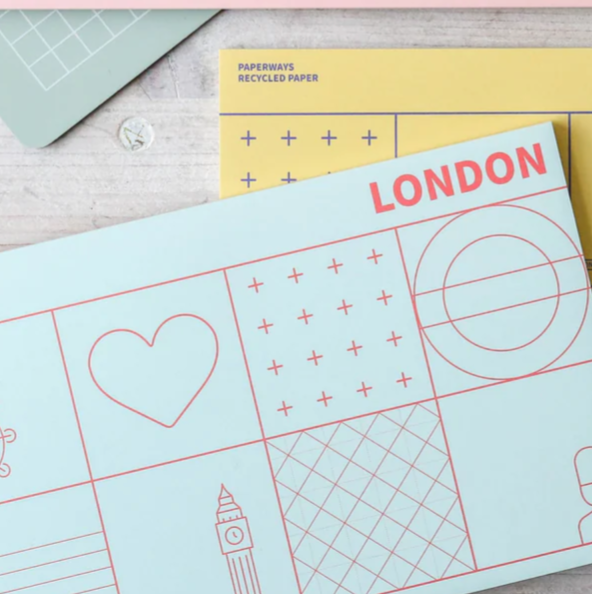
[269,402,475,594]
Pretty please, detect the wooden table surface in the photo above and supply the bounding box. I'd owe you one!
[1,8,591,593]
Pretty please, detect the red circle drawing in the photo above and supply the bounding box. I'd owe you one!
[442,234,561,352]
[413,203,590,381]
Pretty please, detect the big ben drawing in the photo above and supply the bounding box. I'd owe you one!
[215,484,263,594]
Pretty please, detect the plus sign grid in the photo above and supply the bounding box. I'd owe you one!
[0,10,148,91]
[227,232,433,438]
[219,112,592,275]
[268,401,474,594]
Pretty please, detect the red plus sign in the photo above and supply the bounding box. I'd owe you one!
[347,340,363,357]
[297,309,314,325]
[367,249,383,264]
[248,278,264,293]
[277,401,293,416]
[307,350,324,366]
[327,258,344,274]
[377,290,393,306]
[317,391,333,407]
[267,360,284,375]
[288,268,304,284]
[337,299,353,315]
[397,373,413,388]
[258,319,274,334]
[357,382,373,398]
[387,331,402,347]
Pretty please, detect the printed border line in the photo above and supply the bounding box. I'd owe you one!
[223,269,305,594]
[380,540,592,594]
[51,312,121,594]
[4,352,591,511]
[0,185,568,329]
[394,227,479,571]
[0,439,265,509]
[568,113,573,191]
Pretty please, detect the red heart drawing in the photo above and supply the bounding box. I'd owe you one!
[88,314,219,428]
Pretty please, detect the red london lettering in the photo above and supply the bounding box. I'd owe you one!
[369,181,395,214]
[425,166,454,201]
[517,143,547,178]
[455,160,483,193]
[370,141,548,214]
[394,174,423,207]
[486,152,515,185]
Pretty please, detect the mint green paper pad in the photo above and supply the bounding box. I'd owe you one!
[0,10,217,147]
[0,124,589,594]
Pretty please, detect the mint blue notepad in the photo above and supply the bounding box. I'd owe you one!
[0,123,589,594]
[0,10,217,147]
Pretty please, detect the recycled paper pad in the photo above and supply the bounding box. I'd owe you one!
[220,49,592,277]
[0,123,590,594]
[0,9,217,147]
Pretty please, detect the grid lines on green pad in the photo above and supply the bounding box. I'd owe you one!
[0,10,148,91]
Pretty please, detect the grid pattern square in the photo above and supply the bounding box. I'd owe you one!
[98,10,135,35]
[60,10,96,30]
[13,30,47,66]
[269,402,475,594]
[24,10,53,26]
[0,11,29,42]
[77,17,112,53]
[0,9,148,91]
[54,34,90,71]
[31,53,67,89]
[36,12,70,47]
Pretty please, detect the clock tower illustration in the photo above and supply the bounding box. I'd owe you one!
[215,484,263,594]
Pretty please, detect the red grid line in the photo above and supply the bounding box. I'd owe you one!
[51,312,121,594]
[437,356,592,401]
[283,423,342,521]
[4,353,592,513]
[70,586,116,594]
[0,481,94,509]
[270,405,473,592]
[422,287,589,331]
[272,443,467,577]
[440,535,469,580]
[277,479,424,577]
[342,421,461,516]
[415,253,585,297]
[0,548,107,577]
[306,422,462,532]
[299,413,415,591]
[223,271,305,594]
[373,539,592,594]
[296,556,358,594]
[333,420,443,592]
[368,459,453,593]
[394,229,479,571]
[282,517,399,591]
[0,531,102,559]
[376,409,447,456]
[273,432,306,480]
[0,566,111,594]
[0,187,567,330]
[289,419,377,552]
[395,186,567,231]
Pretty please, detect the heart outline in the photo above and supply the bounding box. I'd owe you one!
[88,313,219,428]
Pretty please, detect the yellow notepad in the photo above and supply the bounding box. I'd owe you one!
[220,49,592,274]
